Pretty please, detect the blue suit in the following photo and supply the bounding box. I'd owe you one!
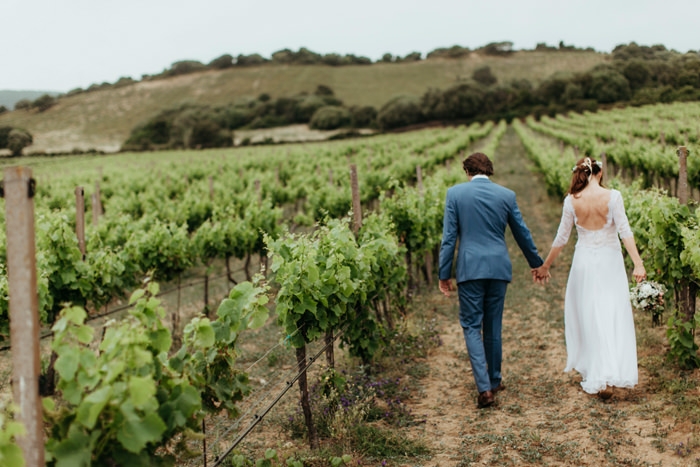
[439,176,543,393]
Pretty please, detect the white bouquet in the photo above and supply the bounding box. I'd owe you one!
[630,280,667,326]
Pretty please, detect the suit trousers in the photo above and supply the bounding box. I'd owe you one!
[458,279,508,393]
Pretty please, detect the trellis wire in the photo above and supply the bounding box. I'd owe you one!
[209,327,345,467]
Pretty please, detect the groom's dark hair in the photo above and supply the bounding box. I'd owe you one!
[463,152,494,176]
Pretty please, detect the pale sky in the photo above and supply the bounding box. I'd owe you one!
[2,0,698,92]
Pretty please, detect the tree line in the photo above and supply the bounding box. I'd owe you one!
[121,85,376,151]
[376,43,700,130]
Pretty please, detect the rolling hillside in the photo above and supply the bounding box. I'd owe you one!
[0,50,607,153]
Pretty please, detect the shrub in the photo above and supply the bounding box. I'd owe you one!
[536,75,571,104]
[479,41,514,56]
[535,42,558,51]
[271,48,294,63]
[189,119,231,148]
[563,83,584,102]
[622,60,651,90]
[0,126,12,148]
[426,45,470,59]
[167,60,206,76]
[314,84,334,96]
[472,66,497,86]
[421,83,484,120]
[122,108,180,150]
[0,105,7,115]
[113,76,136,88]
[588,69,631,103]
[309,106,352,130]
[349,106,377,127]
[377,96,423,130]
[7,128,33,156]
[32,94,56,112]
[219,106,255,129]
[208,53,234,69]
[381,53,393,63]
[482,86,518,115]
[14,99,31,110]
[236,54,268,66]
[343,54,372,65]
[296,95,329,122]
[321,53,343,66]
[295,47,322,64]
[400,52,421,62]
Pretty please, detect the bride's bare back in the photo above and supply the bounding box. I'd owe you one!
[570,185,612,231]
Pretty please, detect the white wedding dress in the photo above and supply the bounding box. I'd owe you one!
[552,189,638,394]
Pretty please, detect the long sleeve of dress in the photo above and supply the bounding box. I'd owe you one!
[552,196,574,248]
[611,190,634,239]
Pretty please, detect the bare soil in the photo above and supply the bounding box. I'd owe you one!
[398,127,699,466]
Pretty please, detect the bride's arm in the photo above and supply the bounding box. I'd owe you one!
[535,197,573,281]
[621,236,646,282]
[613,190,646,282]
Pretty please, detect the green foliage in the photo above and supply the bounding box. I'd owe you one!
[267,218,370,348]
[208,54,234,69]
[32,94,56,112]
[13,99,31,110]
[421,83,485,121]
[588,69,632,103]
[166,60,207,76]
[0,398,24,467]
[45,279,269,465]
[4,128,33,156]
[472,66,498,86]
[666,314,700,369]
[427,45,470,59]
[349,105,377,128]
[309,106,352,130]
[377,96,423,130]
[0,126,11,148]
[379,181,444,257]
[236,54,268,66]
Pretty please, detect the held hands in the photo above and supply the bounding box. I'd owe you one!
[439,279,455,297]
[632,263,646,283]
[532,265,551,285]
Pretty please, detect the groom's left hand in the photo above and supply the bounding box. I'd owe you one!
[439,279,455,297]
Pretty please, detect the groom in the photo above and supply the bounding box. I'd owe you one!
[438,152,544,408]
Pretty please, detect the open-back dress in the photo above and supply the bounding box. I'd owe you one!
[552,189,638,394]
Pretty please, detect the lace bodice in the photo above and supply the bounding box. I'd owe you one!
[552,189,633,249]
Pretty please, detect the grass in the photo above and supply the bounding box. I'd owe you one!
[0,50,607,153]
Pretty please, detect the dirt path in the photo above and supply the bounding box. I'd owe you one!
[404,127,690,466]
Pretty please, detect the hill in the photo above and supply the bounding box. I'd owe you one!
[0,50,607,153]
[0,90,60,110]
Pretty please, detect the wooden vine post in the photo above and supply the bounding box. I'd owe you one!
[676,146,697,324]
[295,345,318,448]
[3,167,45,467]
[75,186,86,260]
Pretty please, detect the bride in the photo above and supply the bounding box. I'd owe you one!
[535,157,646,399]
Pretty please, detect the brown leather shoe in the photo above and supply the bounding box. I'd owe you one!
[477,390,495,408]
[598,387,613,400]
[492,383,506,394]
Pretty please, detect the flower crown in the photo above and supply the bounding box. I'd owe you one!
[571,158,603,173]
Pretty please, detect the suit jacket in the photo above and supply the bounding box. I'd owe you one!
[438,177,543,283]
